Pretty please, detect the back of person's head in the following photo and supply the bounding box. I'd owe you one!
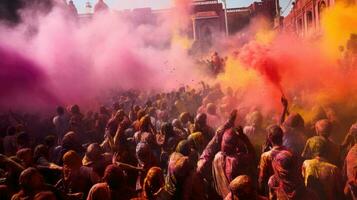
[34,144,49,161]
[16,148,33,167]
[136,142,151,164]
[144,167,164,199]
[19,167,43,191]
[267,125,283,146]
[175,140,190,156]
[187,132,204,153]
[179,112,190,124]
[61,131,77,149]
[103,164,125,190]
[221,128,242,155]
[315,119,332,137]
[284,113,305,129]
[160,123,174,137]
[139,115,152,131]
[70,104,80,114]
[44,135,56,148]
[229,175,254,199]
[168,153,191,180]
[114,109,125,120]
[63,150,82,169]
[56,106,65,115]
[195,113,207,127]
[85,143,103,162]
[246,111,263,127]
[310,136,328,158]
[172,119,183,129]
[206,103,217,115]
[33,191,56,200]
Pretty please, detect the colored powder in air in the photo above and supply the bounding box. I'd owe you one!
[0,45,59,110]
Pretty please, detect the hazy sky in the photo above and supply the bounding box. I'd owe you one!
[71,0,292,16]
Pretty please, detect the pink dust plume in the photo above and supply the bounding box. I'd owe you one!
[0,45,60,110]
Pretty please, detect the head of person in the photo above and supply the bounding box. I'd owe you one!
[56,106,65,115]
[44,135,56,148]
[195,113,207,128]
[179,112,190,125]
[315,119,332,137]
[221,129,239,155]
[309,136,328,158]
[267,125,283,146]
[16,148,33,168]
[103,164,125,191]
[136,142,152,165]
[206,103,217,115]
[83,143,103,166]
[143,167,164,199]
[139,115,152,132]
[175,140,191,156]
[168,153,191,182]
[187,132,205,153]
[161,122,174,138]
[229,175,255,199]
[70,104,80,114]
[33,191,57,200]
[172,119,183,130]
[19,168,44,192]
[246,111,263,128]
[114,109,125,121]
[62,131,79,150]
[62,150,82,180]
[284,113,305,129]
[34,144,49,161]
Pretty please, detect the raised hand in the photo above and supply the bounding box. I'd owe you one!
[227,109,238,127]
[281,96,288,108]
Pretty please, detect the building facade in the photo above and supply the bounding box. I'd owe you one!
[282,0,356,36]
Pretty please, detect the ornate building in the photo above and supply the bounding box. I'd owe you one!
[282,0,356,36]
[191,0,279,40]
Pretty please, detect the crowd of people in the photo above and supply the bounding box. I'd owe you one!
[0,82,356,200]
